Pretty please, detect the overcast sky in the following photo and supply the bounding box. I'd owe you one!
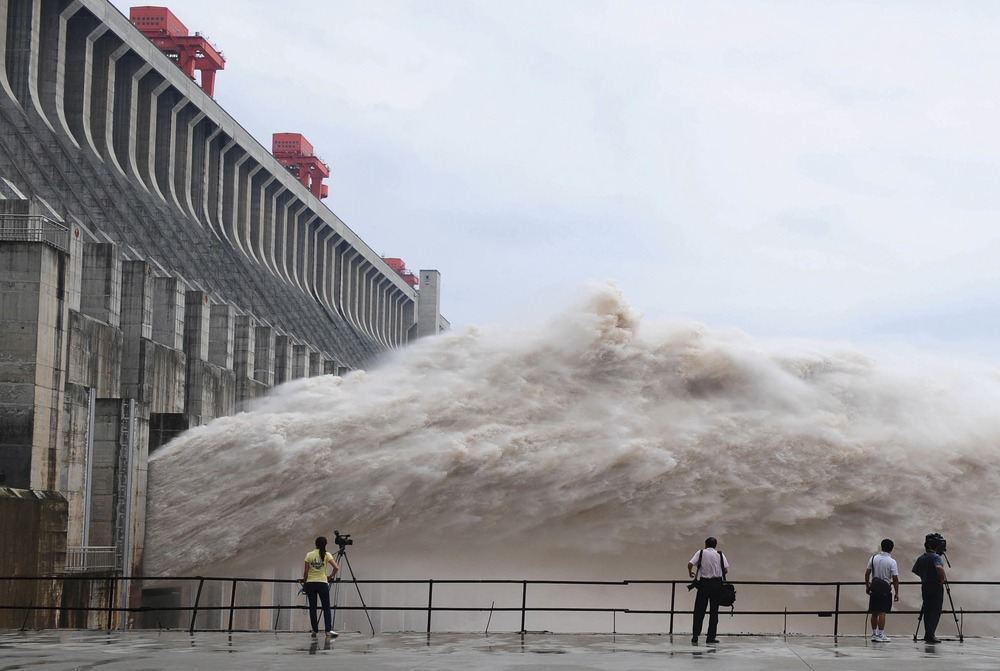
[111,1,1000,358]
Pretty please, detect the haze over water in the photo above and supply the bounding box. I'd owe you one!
[146,284,1000,600]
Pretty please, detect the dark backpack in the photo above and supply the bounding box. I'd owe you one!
[719,582,736,607]
[718,551,736,607]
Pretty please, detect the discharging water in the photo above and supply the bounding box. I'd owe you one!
[146,284,1000,621]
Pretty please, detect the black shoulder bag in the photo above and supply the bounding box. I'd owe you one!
[718,551,736,609]
[869,554,892,596]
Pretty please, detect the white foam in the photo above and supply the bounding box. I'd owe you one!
[145,283,1000,592]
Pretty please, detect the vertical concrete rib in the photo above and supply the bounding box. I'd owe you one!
[356,262,375,341]
[129,70,163,193]
[179,108,205,220]
[124,63,153,187]
[277,201,304,285]
[4,0,34,107]
[241,164,264,264]
[302,215,319,296]
[390,292,404,347]
[0,0,20,103]
[174,104,205,223]
[373,277,390,349]
[286,205,307,290]
[402,298,415,345]
[50,2,85,145]
[165,97,192,214]
[262,186,288,278]
[38,0,82,138]
[106,43,135,176]
[143,80,171,200]
[79,23,110,157]
[341,249,360,331]
[25,0,55,132]
[214,138,238,246]
[200,126,225,240]
[249,174,275,266]
[316,229,336,311]
[295,212,318,294]
[185,112,216,223]
[223,151,252,259]
[62,10,100,146]
[332,240,348,319]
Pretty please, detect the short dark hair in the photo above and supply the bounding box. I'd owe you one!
[705,537,718,548]
[881,538,894,552]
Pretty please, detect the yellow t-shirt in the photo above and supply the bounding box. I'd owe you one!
[304,549,334,583]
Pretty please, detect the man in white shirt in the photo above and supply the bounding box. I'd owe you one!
[865,538,900,642]
[686,536,730,645]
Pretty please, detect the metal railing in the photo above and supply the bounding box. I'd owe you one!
[64,547,118,573]
[2,575,996,636]
[0,213,70,252]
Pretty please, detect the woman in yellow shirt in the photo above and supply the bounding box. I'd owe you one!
[301,536,340,637]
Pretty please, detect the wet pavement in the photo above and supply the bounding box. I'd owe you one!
[1,631,998,670]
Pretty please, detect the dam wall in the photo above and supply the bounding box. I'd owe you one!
[0,0,447,596]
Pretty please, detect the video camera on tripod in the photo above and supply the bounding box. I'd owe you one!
[913,531,963,642]
[334,530,353,550]
[926,532,947,555]
[326,530,374,636]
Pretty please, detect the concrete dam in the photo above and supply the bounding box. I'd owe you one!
[0,0,445,623]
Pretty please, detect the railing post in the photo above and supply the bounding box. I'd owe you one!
[669,581,676,636]
[520,580,527,634]
[19,591,33,632]
[189,577,205,634]
[426,579,434,634]
[106,577,117,630]
[833,583,841,638]
[227,579,238,633]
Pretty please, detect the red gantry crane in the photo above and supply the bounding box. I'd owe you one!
[382,258,419,287]
[129,6,225,97]
[272,133,330,199]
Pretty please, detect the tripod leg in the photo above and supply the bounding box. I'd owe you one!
[341,552,376,637]
[912,609,922,642]
[331,550,345,631]
[943,581,963,642]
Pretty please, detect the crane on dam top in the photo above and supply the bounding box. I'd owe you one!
[272,133,331,199]
[129,6,226,97]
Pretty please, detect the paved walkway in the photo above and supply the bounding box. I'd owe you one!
[1,631,998,670]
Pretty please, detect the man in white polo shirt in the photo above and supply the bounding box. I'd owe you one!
[687,536,730,645]
[865,538,900,642]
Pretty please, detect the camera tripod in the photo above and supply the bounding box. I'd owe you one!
[330,543,376,637]
[912,551,963,642]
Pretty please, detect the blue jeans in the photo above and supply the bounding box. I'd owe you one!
[305,582,333,632]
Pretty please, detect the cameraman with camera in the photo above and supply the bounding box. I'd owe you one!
[912,533,947,644]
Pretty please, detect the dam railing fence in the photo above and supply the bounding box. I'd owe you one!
[1,575,995,637]
[0,213,70,252]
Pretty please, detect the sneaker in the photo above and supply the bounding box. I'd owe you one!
[871,633,880,641]
[706,638,719,644]
[326,630,339,638]
[690,637,698,644]
[923,637,942,644]
[310,631,317,638]
[878,633,891,642]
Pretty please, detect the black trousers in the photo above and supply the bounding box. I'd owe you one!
[921,584,944,640]
[305,582,333,633]
[692,577,723,639]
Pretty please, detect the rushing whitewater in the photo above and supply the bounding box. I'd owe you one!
[146,285,1000,589]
